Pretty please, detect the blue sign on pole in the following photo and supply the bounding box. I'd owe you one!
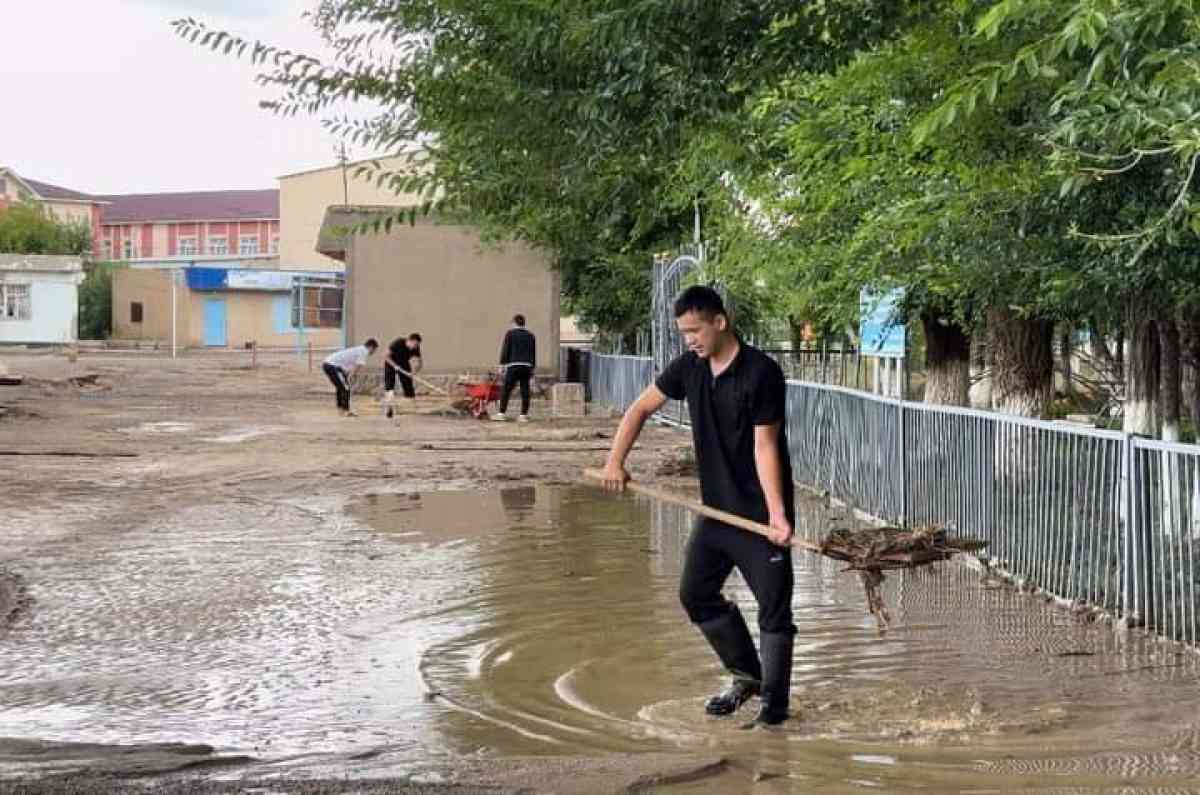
[858,288,906,358]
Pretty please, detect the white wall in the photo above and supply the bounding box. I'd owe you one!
[0,272,81,344]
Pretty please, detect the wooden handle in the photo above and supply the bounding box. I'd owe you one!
[397,367,449,396]
[582,468,822,554]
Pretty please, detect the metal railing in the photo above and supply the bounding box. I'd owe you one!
[587,353,653,414]
[584,352,1200,648]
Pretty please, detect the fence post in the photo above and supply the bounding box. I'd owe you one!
[251,340,257,369]
[898,397,908,528]
[1121,431,1136,625]
[308,341,313,373]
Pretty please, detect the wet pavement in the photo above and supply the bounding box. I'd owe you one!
[3,484,1200,792]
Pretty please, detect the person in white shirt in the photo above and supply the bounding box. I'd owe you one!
[322,338,378,417]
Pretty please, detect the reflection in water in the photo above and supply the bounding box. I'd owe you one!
[499,486,537,522]
[2,485,1200,791]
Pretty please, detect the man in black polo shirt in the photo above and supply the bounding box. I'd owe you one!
[383,332,423,418]
[600,285,795,727]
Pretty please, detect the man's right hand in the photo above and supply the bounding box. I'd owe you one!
[600,462,631,492]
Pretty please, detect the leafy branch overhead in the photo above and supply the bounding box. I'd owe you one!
[173,1,923,341]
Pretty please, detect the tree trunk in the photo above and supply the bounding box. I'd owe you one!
[1124,302,1160,437]
[786,315,807,380]
[1120,298,1161,626]
[988,308,1054,417]
[1059,330,1074,398]
[920,313,970,406]
[969,325,992,409]
[1115,325,1125,387]
[1179,311,1200,439]
[1178,310,1200,539]
[1159,319,1182,442]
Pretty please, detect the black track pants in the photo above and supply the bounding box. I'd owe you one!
[384,363,415,398]
[500,364,532,415]
[323,363,350,411]
[679,517,796,634]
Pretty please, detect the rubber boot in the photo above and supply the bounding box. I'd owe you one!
[745,631,793,727]
[697,607,762,716]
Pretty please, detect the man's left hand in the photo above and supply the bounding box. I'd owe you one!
[766,512,793,547]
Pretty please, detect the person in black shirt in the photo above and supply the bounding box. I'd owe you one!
[493,314,536,422]
[383,332,423,418]
[600,285,796,727]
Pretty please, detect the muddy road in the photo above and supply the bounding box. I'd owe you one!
[2,351,1199,793]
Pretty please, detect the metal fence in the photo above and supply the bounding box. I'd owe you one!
[584,352,1200,648]
[587,353,653,414]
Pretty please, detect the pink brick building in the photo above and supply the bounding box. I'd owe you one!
[97,190,279,263]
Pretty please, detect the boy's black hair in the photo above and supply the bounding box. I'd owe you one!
[364,338,379,349]
[408,332,423,343]
[513,314,526,326]
[672,285,726,320]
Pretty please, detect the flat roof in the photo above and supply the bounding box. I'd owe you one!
[0,254,83,273]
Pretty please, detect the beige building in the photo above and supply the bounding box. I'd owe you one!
[111,267,342,350]
[0,167,106,248]
[278,156,423,271]
[318,206,559,374]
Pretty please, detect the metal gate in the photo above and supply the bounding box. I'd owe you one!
[651,244,708,375]
[651,243,716,425]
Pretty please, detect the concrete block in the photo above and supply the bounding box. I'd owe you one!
[552,382,586,416]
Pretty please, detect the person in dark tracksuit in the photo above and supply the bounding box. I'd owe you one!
[600,285,796,727]
[493,314,536,422]
[322,338,378,417]
[383,332,423,418]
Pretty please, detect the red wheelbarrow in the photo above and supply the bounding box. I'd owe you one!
[462,371,502,418]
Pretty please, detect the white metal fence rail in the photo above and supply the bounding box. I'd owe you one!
[586,352,1200,648]
[587,354,653,414]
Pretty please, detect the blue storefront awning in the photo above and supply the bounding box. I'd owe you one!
[186,267,228,290]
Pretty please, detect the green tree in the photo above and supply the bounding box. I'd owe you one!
[175,1,921,341]
[920,0,1200,434]
[684,9,1088,414]
[0,201,92,255]
[78,261,121,340]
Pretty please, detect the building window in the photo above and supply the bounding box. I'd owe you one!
[131,302,144,323]
[269,236,279,254]
[122,236,135,259]
[1,283,32,321]
[101,239,112,260]
[239,235,259,256]
[291,285,343,328]
[208,236,228,256]
[178,237,197,256]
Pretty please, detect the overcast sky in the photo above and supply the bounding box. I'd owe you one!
[1,1,374,195]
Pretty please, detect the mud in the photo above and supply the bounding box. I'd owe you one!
[2,352,1200,793]
[0,568,33,632]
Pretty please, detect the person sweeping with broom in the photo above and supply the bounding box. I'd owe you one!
[599,285,796,727]
[383,332,423,418]
[322,338,378,417]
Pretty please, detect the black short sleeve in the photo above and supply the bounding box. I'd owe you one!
[750,358,786,426]
[654,354,689,401]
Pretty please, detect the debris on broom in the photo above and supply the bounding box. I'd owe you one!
[583,469,988,631]
[819,525,989,629]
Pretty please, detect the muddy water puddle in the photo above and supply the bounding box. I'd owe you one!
[2,486,1200,791]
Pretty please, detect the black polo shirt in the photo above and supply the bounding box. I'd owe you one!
[655,341,794,525]
[388,338,421,371]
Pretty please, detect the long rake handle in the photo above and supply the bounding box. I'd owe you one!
[395,366,449,396]
[581,469,823,554]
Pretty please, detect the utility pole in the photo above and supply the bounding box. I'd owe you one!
[335,142,350,206]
